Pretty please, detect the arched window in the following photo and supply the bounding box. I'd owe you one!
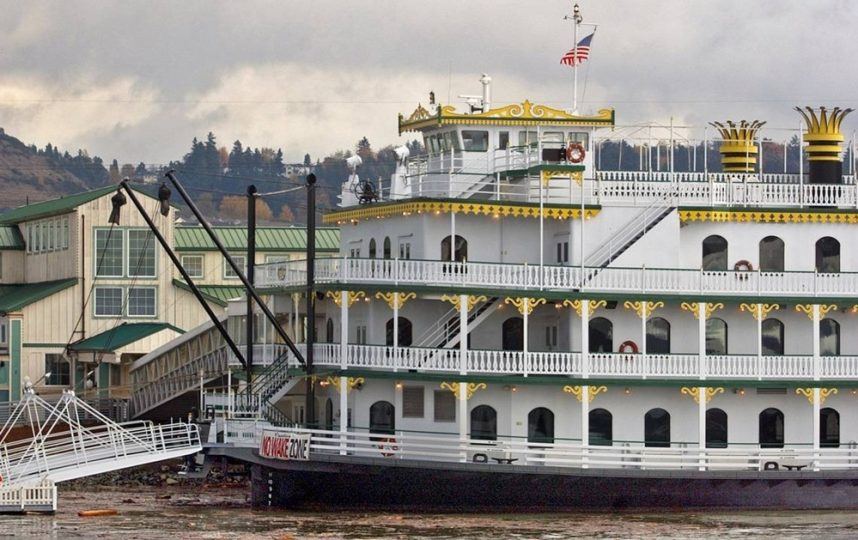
[369,401,395,434]
[820,319,840,356]
[324,398,334,431]
[702,235,728,271]
[644,408,670,448]
[706,318,728,355]
[589,317,613,353]
[441,235,468,262]
[325,318,334,343]
[646,317,670,354]
[759,408,784,448]
[759,236,785,272]
[528,407,554,444]
[470,405,497,441]
[385,317,413,347]
[589,408,613,446]
[816,237,840,273]
[502,317,524,351]
[706,408,728,448]
[761,318,784,356]
[368,238,377,259]
[821,407,840,448]
[383,237,392,259]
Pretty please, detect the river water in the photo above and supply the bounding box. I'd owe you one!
[4,485,858,539]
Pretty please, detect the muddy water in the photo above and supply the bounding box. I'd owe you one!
[4,486,858,539]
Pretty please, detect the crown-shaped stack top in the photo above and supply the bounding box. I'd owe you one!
[796,106,854,163]
[710,120,766,173]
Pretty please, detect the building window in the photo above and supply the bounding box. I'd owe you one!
[398,241,411,259]
[45,354,70,386]
[441,235,467,262]
[706,408,728,448]
[223,255,247,279]
[759,236,785,272]
[383,237,392,259]
[816,237,840,273]
[820,319,840,356]
[759,408,784,448]
[127,287,156,317]
[646,317,670,354]
[644,408,671,448]
[0,319,6,346]
[761,318,784,356]
[402,386,424,418]
[94,287,123,316]
[356,325,367,345]
[385,317,413,347]
[545,324,558,349]
[527,407,554,444]
[556,241,569,263]
[589,408,613,446]
[502,317,523,351]
[820,407,840,448]
[702,235,727,271]
[705,318,728,355]
[461,130,489,152]
[369,401,395,434]
[182,255,204,278]
[94,229,124,277]
[589,317,613,353]
[470,405,497,440]
[368,239,377,258]
[128,230,156,277]
[434,390,456,422]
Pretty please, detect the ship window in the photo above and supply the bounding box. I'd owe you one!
[589,317,613,353]
[499,131,510,150]
[441,235,467,262]
[385,317,412,347]
[589,408,613,446]
[706,318,728,355]
[325,318,334,343]
[821,407,840,448]
[518,131,538,147]
[368,238,377,258]
[702,235,728,271]
[568,131,589,147]
[369,401,395,434]
[759,408,784,448]
[383,237,391,259]
[434,390,456,422]
[761,318,784,356]
[706,408,728,448]
[646,317,670,354]
[820,319,840,356]
[502,317,524,351]
[462,130,489,152]
[471,405,497,441]
[543,131,564,143]
[556,241,569,263]
[527,407,554,444]
[644,408,670,448]
[816,237,840,273]
[759,236,784,272]
[402,386,424,418]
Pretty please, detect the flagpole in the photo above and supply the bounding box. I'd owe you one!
[572,3,581,113]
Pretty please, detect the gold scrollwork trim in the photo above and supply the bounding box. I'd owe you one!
[680,302,723,319]
[375,291,416,310]
[739,303,780,320]
[440,381,487,400]
[623,300,664,319]
[441,294,488,312]
[326,290,366,308]
[562,385,607,402]
[795,387,838,404]
[680,386,724,404]
[562,299,607,317]
[505,297,546,316]
[327,376,365,393]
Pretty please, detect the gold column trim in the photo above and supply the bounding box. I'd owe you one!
[680,302,723,319]
[505,297,547,316]
[680,386,724,404]
[795,304,836,320]
[795,387,838,404]
[623,300,664,319]
[327,376,365,393]
[326,290,366,308]
[563,299,607,317]
[375,291,416,310]
[440,381,487,400]
[563,385,607,403]
[739,303,780,320]
[441,294,488,312]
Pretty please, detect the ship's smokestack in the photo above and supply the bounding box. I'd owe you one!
[796,106,853,184]
[709,120,766,174]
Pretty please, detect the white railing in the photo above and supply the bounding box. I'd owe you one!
[0,480,56,511]
[226,423,858,472]
[258,257,858,300]
[306,343,858,380]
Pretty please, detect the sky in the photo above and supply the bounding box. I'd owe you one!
[0,0,855,165]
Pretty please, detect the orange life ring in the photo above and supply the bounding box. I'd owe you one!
[567,142,586,164]
[734,260,753,272]
[376,437,399,457]
[618,340,639,354]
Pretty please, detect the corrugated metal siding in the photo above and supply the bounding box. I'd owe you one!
[174,226,339,252]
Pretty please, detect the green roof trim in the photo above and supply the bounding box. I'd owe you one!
[0,278,77,313]
[174,226,339,253]
[68,322,184,353]
[0,225,24,250]
[172,279,246,307]
[0,184,158,225]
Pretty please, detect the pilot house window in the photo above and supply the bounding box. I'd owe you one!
[461,131,489,152]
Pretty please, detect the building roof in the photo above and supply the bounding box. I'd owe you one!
[0,184,157,225]
[0,225,24,250]
[174,226,339,252]
[172,279,246,307]
[68,322,184,353]
[0,278,77,313]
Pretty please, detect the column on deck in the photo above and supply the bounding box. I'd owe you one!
[458,294,468,444]
[339,291,349,453]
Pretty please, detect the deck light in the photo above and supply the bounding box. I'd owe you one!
[624,387,631,395]
[395,382,403,389]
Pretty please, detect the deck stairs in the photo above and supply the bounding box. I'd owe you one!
[413,297,499,350]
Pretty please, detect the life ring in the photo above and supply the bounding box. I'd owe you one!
[734,260,753,272]
[618,340,639,355]
[567,142,586,164]
[376,437,399,457]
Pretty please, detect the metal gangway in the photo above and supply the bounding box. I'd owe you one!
[0,383,201,513]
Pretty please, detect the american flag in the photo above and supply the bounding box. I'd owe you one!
[560,33,594,67]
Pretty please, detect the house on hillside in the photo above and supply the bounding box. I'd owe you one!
[0,185,338,403]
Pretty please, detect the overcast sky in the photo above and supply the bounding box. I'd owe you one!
[0,0,855,165]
